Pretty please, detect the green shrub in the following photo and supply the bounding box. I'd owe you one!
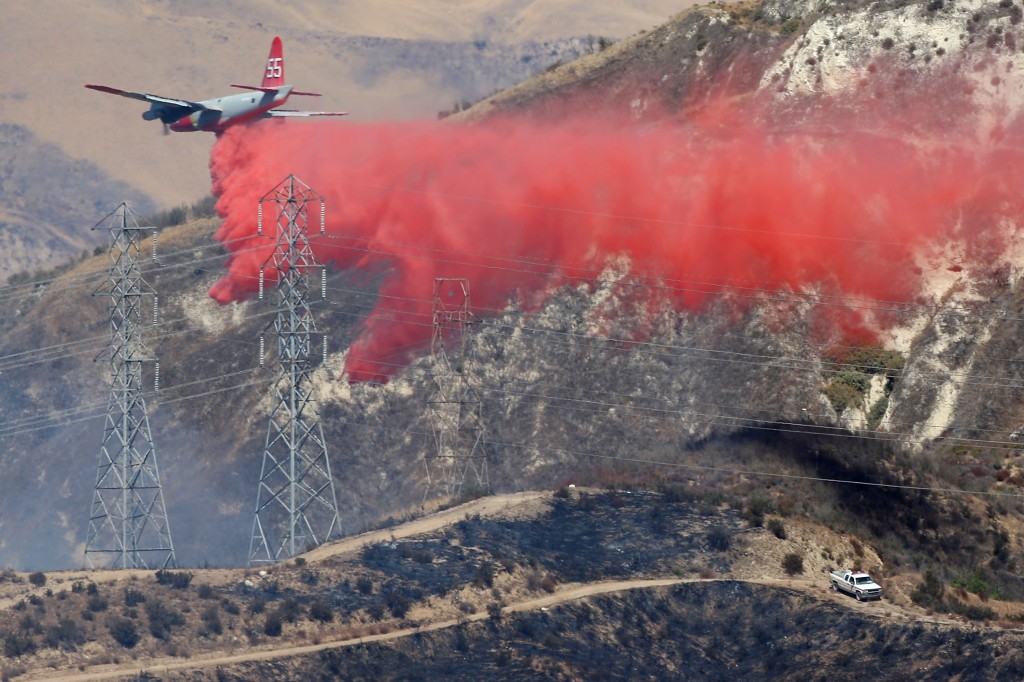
[744,492,774,527]
[27,572,46,587]
[953,571,1003,601]
[767,518,787,540]
[780,18,802,35]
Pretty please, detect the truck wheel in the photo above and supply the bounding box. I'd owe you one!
[856,592,863,602]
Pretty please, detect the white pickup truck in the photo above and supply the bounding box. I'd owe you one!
[829,569,882,601]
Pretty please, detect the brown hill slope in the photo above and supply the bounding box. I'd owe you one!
[1,0,694,209]
[2,490,1024,681]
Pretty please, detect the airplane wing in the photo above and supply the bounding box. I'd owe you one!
[85,84,217,114]
[264,110,349,117]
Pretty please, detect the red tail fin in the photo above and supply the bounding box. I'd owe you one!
[262,36,285,88]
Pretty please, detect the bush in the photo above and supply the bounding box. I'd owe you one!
[782,553,804,575]
[275,599,302,624]
[385,589,412,619]
[706,526,732,551]
[155,570,192,589]
[201,605,223,636]
[146,599,185,640]
[953,602,996,621]
[3,631,36,658]
[124,588,146,607]
[107,617,139,649]
[263,612,283,637]
[767,519,787,540]
[366,602,386,621]
[910,570,945,610]
[197,584,216,599]
[87,594,108,613]
[43,618,84,651]
[309,601,333,623]
[250,597,266,615]
[474,561,496,589]
[744,493,774,527]
[27,572,46,587]
[355,576,374,595]
[780,18,801,36]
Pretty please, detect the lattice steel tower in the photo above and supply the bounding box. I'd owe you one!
[249,175,341,565]
[85,202,176,569]
[424,278,489,501]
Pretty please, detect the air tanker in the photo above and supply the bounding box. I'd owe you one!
[86,36,347,134]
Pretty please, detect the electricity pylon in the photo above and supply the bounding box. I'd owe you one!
[424,278,488,501]
[249,175,341,564]
[85,202,176,569]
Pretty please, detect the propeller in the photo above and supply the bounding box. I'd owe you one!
[162,122,170,136]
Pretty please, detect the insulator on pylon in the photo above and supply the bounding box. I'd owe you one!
[257,203,263,236]
[154,361,160,392]
[258,269,264,301]
[153,296,158,325]
[259,335,265,367]
[320,203,326,235]
[321,268,327,300]
[322,336,328,364]
[152,232,158,262]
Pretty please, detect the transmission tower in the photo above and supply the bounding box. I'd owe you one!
[85,202,176,569]
[249,175,341,565]
[424,278,489,501]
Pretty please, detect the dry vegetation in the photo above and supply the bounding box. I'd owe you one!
[2,483,1024,679]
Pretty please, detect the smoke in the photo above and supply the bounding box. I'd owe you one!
[208,100,1024,383]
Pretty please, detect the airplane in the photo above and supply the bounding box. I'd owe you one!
[86,36,347,134]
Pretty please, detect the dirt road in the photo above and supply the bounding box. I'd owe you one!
[301,490,551,562]
[31,577,690,681]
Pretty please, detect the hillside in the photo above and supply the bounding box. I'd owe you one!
[0,1,694,278]
[6,4,1024,679]
[2,490,1024,680]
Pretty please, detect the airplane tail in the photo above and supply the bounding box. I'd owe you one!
[231,36,322,97]
[262,36,285,89]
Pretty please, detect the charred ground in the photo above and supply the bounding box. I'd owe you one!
[1,489,1023,680]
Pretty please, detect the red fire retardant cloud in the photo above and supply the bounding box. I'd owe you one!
[208,108,1021,383]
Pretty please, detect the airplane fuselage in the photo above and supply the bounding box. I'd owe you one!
[159,86,293,133]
